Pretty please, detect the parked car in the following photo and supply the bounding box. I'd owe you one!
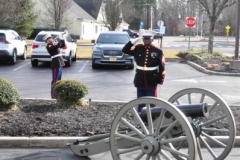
[91,31,134,69]
[153,29,163,39]
[31,31,77,67]
[123,29,139,38]
[0,29,27,64]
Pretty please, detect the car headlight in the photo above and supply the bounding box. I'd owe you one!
[92,47,102,55]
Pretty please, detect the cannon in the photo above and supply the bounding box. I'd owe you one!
[67,88,236,160]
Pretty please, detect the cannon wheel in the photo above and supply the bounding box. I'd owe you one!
[168,88,236,160]
[110,97,197,160]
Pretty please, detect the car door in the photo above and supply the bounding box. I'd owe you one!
[12,31,24,55]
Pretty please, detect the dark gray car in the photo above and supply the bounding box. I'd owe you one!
[91,31,134,69]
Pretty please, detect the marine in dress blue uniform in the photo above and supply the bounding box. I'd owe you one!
[122,32,165,112]
[43,34,66,98]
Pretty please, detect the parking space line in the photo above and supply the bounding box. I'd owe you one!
[12,62,31,71]
[79,60,89,72]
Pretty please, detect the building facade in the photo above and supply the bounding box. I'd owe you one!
[32,0,129,40]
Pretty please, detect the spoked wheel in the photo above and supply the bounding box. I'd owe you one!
[168,88,236,160]
[110,97,197,160]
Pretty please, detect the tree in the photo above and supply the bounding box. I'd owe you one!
[41,0,73,30]
[14,0,38,37]
[102,0,122,31]
[194,0,236,53]
[0,0,38,37]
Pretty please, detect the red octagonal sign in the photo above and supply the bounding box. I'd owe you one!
[185,17,196,28]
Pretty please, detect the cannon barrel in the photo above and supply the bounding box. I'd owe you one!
[140,103,209,121]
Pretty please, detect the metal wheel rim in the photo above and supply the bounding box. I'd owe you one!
[110,97,197,160]
[168,88,236,160]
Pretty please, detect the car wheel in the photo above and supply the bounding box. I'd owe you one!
[72,50,77,61]
[92,59,98,69]
[133,35,136,38]
[10,50,17,65]
[65,54,72,67]
[21,47,27,60]
[31,59,38,67]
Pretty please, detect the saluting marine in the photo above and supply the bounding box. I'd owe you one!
[122,31,165,112]
[43,33,66,98]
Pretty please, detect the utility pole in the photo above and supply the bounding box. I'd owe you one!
[235,0,240,60]
[146,4,150,29]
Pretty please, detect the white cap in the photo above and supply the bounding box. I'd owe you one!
[142,33,153,39]
[140,30,155,39]
[43,34,52,41]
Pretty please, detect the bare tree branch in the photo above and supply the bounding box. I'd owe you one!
[41,0,73,30]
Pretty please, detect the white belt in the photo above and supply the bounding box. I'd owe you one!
[136,65,158,71]
[51,54,62,59]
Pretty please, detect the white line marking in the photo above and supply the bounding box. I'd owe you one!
[171,79,198,83]
[79,60,89,72]
[199,80,226,83]
[12,62,31,71]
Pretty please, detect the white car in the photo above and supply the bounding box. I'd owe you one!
[31,31,77,67]
[0,29,27,64]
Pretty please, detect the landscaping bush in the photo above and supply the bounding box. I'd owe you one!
[53,79,89,106]
[176,49,229,64]
[0,78,20,109]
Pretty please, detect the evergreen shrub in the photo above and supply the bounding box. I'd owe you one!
[53,79,88,106]
[0,78,20,109]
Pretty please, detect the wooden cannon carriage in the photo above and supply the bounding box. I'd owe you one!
[67,88,236,160]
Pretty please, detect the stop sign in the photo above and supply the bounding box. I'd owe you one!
[185,17,196,28]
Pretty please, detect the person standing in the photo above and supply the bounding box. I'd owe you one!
[122,32,165,112]
[43,33,66,98]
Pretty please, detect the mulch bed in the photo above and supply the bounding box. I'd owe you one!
[0,99,239,137]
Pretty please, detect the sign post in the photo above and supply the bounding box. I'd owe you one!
[225,25,231,42]
[185,17,196,49]
[157,20,164,48]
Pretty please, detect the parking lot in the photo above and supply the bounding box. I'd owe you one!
[1,59,240,106]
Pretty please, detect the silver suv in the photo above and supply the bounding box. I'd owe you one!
[91,31,134,69]
[0,29,27,64]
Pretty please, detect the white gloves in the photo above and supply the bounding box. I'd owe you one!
[57,30,68,40]
[130,37,142,44]
[63,29,68,35]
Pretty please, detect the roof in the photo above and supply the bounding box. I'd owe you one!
[68,1,95,20]
[73,0,103,19]
[100,31,128,35]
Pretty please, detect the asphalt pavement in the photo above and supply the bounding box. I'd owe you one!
[1,36,240,159]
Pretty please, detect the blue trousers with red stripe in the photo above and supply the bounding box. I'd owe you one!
[137,87,157,112]
[51,67,62,98]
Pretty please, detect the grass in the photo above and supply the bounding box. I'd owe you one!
[26,39,93,45]
[27,47,179,59]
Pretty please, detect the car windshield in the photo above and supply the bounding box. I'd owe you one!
[97,34,129,44]
[153,29,160,33]
[35,34,58,42]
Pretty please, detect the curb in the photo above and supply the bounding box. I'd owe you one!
[1,136,240,148]
[1,99,240,148]
[187,61,240,76]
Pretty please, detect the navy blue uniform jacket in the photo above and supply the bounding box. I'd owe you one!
[46,40,66,69]
[122,41,165,89]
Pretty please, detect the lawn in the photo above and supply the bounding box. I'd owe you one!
[27,47,179,59]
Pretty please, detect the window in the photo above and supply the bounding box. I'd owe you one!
[0,33,6,40]
[10,32,16,40]
[66,34,72,42]
[97,34,129,44]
